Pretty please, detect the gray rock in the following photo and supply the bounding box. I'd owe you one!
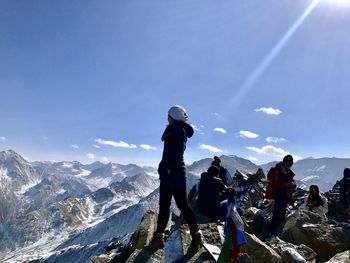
[281,210,350,262]
[241,233,283,263]
[270,237,316,263]
[130,210,158,250]
[325,250,350,263]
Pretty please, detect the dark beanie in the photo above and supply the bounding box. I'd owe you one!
[283,155,293,165]
[214,156,221,163]
[344,167,350,178]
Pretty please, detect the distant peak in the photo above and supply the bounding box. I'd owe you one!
[1,149,26,161]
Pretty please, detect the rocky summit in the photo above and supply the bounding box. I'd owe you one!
[89,168,350,263]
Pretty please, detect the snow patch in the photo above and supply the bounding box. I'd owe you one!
[0,166,10,181]
[18,179,41,195]
[301,175,319,183]
[316,165,326,172]
[0,229,70,262]
[61,162,73,168]
[302,223,318,228]
[164,230,183,263]
[282,247,307,262]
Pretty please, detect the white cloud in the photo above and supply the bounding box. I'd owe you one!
[0,136,6,141]
[92,144,101,149]
[266,137,287,143]
[239,130,259,139]
[94,138,137,149]
[71,144,79,149]
[246,145,288,157]
[246,145,302,161]
[248,156,259,163]
[214,128,227,134]
[211,112,223,119]
[191,124,205,135]
[140,144,157,151]
[199,144,223,153]
[255,107,282,115]
[101,157,110,163]
[87,153,95,159]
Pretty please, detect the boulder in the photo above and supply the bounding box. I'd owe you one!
[130,210,158,249]
[325,250,350,263]
[89,254,113,263]
[240,253,253,263]
[281,210,350,262]
[125,248,164,263]
[241,233,283,263]
[247,209,270,240]
[270,237,316,263]
[245,207,261,220]
[179,223,223,258]
[120,222,223,263]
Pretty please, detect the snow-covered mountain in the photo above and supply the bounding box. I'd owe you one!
[0,149,40,192]
[1,150,349,262]
[85,162,153,189]
[188,155,259,176]
[0,150,159,261]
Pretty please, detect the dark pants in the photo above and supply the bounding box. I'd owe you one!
[156,180,199,235]
[269,198,287,236]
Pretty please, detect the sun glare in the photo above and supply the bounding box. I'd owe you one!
[321,0,350,8]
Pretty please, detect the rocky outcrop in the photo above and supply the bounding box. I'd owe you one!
[281,210,350,262]
[270,237,317,263]
[241,233,283,263]
[325,250,350,263]
[130,210,158,249]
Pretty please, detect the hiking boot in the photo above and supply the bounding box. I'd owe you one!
[187,230,203,253]
[147,232,165,250]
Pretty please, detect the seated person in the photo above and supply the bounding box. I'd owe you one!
[301,184,328,221]
[211,156,233,186]
[340,168,350,214]
[198,165,227,220]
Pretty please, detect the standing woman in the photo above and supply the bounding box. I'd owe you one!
[147,105,202,252]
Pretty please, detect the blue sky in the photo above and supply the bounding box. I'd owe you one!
[1,0,350,165]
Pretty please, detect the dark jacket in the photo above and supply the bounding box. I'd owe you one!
[340,168,350,208]
[198,169,226,219]
[219,166,228,186]
[158,120,194,181]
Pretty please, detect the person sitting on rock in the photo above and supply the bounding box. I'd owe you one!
[301,184,328,222]
[198,165,227,221]
[211,156,233,186]
[340,167,350,214]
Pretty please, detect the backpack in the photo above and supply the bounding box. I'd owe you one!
[265,166,279,199]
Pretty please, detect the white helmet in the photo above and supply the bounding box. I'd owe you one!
[168,105,189,122]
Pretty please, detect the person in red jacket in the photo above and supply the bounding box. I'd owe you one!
[266,154,296,237]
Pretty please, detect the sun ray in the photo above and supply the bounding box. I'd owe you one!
[224,0,320,116]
